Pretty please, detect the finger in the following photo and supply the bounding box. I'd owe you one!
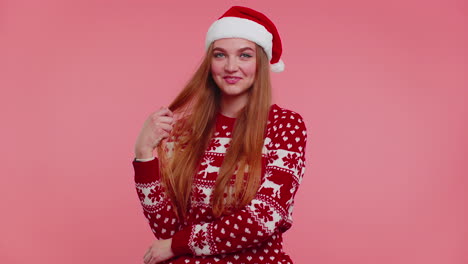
[143,253,151,264]
[157,107,174,117]
[164,106,174,117]
[146,256,154,264]
[157,132,170,143]
[144,247,154,262]
[156,116,174,125]
[144,247,151,257]
[158,123,173,133]
[149,116,173,129]
[149,256,158,264]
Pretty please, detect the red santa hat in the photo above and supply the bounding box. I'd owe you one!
[205,6,285,73]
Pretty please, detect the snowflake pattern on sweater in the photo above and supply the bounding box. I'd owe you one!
[133,104,307,264]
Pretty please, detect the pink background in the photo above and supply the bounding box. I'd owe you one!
[1,0,467,263]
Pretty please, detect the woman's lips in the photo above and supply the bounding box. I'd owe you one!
[224,77,241,84]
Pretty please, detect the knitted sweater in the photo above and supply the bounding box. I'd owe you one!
[133,104,307,264]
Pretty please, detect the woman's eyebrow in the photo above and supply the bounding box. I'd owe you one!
[213,47,255,52]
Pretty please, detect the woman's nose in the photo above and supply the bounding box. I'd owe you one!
[224,58,239,72]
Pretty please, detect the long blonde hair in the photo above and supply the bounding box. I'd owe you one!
[157,42,272,219]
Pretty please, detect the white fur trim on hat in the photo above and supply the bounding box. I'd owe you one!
[270,59,284,72]
[205,16,273,60]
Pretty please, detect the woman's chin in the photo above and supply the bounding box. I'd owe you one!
[220,88,249,98]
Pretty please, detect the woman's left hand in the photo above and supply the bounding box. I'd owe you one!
[143,238,175,264]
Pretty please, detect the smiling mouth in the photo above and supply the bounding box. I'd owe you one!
[224,77,242,84]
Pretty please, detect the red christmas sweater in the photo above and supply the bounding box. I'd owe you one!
[133,104,307,264]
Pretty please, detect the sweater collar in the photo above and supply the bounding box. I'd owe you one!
[216,104,279,125]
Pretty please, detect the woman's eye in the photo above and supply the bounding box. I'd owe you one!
[213,53,252,58]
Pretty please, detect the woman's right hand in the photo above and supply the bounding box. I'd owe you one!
[134,107,174,159]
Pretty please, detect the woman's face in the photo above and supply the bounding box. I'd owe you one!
[210,38,257,100]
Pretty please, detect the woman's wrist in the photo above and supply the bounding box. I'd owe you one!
[167,238,175,257]
[135,147,153,159]
[134,157,155,162]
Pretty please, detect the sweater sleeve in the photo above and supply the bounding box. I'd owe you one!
[171,112,307,256]
[133,158,181,240]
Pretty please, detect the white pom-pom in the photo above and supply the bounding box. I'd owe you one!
[270,59,285,72]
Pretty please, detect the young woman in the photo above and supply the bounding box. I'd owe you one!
[133,6,307,264]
